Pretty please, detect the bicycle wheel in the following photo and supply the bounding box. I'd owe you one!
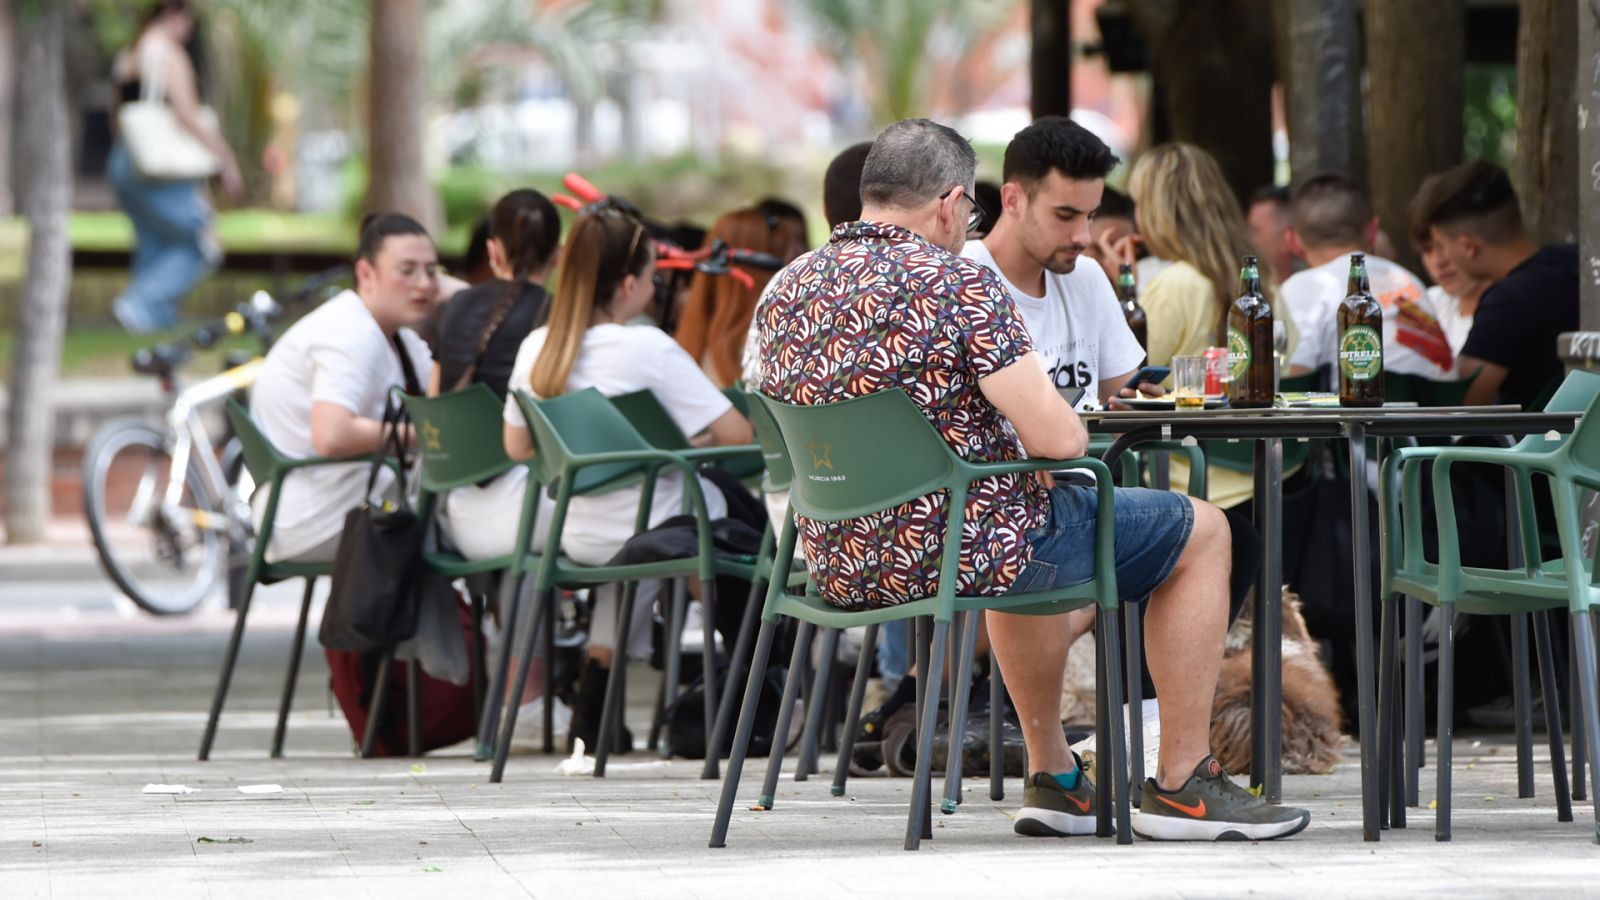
[82,419,227,615]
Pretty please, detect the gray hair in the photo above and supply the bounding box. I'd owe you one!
[860,119,978,211]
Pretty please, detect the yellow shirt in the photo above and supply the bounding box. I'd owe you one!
[1139,261,1302,508]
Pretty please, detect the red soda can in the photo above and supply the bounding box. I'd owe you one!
[1203,346,1227,396]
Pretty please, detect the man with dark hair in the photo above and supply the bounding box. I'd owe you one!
[248,213,438,562]
[754,117,1310,842]
[1246,184,1298,281]
[1421,159,1578,407]
[962,115,1148,409]
[822,141,873,227]
[1281,173,1460,383]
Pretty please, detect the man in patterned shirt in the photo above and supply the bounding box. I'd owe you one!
[753,119,1309,842]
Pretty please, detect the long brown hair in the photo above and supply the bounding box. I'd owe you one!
[1128,143,1278,345]
[528,210,651,398]
[674,207,787,387]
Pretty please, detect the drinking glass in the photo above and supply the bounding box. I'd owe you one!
[1173,355,1207,409]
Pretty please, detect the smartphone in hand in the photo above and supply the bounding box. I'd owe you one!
[1121,365,1171,392]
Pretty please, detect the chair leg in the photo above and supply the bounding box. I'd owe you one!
[1435,604,1455,842]
[594,582,638,778]
[541,591,556,754]
[1532,611,1573,822]
[1099,606,1132,844]
[489,586,549,783]
[941,611,979,813]
[913,617,933,842]
[469,593,486,730]
[270,577,316,759]
[830,623,879,798]
[904,619,950,851]
[989,648,1005,802]
[360,650,396,758]
[703,569,769,781]
[1573,609,1600,845]
[709,619,779,848]
[1573,642,1589,803]
[406,658,422,757]
[199,572,259,761]
[700,579,722,772]
[1512,612,1536,798]
[759,621,814,810]
[654,579,688,754]
[1377,592,1402,829]
[476,573,526,761]
[1404,595,1423,807]
[795,627,839,781]
[1123,600,1145,809]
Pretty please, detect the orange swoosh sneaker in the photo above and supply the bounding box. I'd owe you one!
[1013,752,1100,837]
[1132,756,1311,841]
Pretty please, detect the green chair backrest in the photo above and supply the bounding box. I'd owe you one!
[512,387,654,495]
[753,389,958,523]
[722,386,750,417]
[400,384,517,492]
[610,389,692,451]
[744,390,794,493]
[226,399,286,486]
[1542,369,1600,460]
[1385,371,1476,408]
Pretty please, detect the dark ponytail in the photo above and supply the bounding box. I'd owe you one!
[491,188,561,282]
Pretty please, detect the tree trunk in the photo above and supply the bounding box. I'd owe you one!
[1030,0,1071,120]
[4,2,72,544]
[1126,0,1277,205]
[1581,0,1600,332]
[1365,0,1464,275]
[1515,0,1577,246]
[364,0,440,233]
[1281,0,1365,186]
[0,0,17,217]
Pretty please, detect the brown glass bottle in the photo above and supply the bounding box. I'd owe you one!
[1338,252,1385,407]
[1226,255,1275,408]
[1117,264,1148,351]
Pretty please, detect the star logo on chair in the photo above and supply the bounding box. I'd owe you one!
[808,437,833,471]
[421,419,442,452]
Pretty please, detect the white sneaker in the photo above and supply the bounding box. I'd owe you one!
[680,600,708,653]
[513,696,572,741]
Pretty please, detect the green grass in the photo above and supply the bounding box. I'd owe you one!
[0,324,266,381]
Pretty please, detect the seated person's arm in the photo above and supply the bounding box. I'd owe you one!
[310,401,410,457]
[1455,356,1508,406]
[980,351,1087,460]
[504,422,534,462]
[690,408,754,447]
[428,363,442,397]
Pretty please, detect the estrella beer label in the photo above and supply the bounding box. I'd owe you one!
[1227,327,1251,381]
[1339,324,1383,382]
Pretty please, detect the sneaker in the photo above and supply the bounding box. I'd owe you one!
[1132,756,1311,841]
[1013,754,1098,837]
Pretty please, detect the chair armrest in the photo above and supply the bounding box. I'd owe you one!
[1425,445,1559,588]
[676,443,763,463]
[968,456,1113,482]
[278,452,392,473]
[561,447,722,575]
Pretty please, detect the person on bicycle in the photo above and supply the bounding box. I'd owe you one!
[247,213,437,563]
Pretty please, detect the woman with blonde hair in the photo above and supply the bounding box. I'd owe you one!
[1127,142,1298,367]
[502,207,753,751]
[674,207,792,388]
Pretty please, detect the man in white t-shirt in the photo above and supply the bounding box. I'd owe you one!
[961,116,1149,410]
[1282,173,1462,383]
[249,213,439,562]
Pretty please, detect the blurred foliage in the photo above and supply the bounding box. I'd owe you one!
[1463,63,1517,167]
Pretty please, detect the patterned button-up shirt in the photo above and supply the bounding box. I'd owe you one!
[753,221,1048,609]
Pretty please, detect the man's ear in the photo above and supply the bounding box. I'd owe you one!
[1000,181,1026,217]
[1456,232,1483,259]
[1285,228,1306,262]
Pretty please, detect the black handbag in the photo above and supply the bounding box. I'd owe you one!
[318,339,426,653]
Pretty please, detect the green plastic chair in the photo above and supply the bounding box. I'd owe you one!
[611,387,765,482]
[199,400,387,761]
[490,388,768,781]
[400,384,550,757]
[710,388,1131,851]
[1385,371,1476,408]
[1202,369,1324,474]
[1379,369,1600,842]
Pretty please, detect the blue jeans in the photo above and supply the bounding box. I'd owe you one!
[1012,484,1195,601]
[107,143,218,332]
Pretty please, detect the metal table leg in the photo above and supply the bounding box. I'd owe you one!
[1405,596,1423,806]
[1345,421,1380,841]
[1249,437,1284,802]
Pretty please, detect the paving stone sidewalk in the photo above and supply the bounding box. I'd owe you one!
[0,616,1596,899]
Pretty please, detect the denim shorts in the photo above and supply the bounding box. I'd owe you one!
[1010,484,1195,602]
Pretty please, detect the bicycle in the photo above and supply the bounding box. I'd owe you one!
[81,269,349,615]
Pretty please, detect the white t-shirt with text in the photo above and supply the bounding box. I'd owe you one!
[249,290,433,561]
[961,239,1146,409]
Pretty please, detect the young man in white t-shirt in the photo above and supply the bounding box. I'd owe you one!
[961,116,1149,410]
[1282,173,1463,383]
[249,213,439,562]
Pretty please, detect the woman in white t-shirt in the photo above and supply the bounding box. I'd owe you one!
[502,208,753,751]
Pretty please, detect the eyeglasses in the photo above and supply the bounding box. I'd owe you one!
[939,184,986,234]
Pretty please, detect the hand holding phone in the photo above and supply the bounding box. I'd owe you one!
[1121,365,1170,392]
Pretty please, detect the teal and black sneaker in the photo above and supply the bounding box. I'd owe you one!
[1013,753,1098,837]
[1133,756,1311,841]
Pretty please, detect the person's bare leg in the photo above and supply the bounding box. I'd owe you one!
[987,610,1077,774]
[1143,496,1230,789]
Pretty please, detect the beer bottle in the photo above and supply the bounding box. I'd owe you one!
[1117,264,1148,351]
[1226,255,1275,408]
[1338,252,1385,407]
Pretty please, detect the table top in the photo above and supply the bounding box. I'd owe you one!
[1083,405,1580,442]
[1082,403,1526,422]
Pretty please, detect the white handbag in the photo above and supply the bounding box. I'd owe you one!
[117,40,220,180]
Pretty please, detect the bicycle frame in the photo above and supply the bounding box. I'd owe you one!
[157,358,263,543]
